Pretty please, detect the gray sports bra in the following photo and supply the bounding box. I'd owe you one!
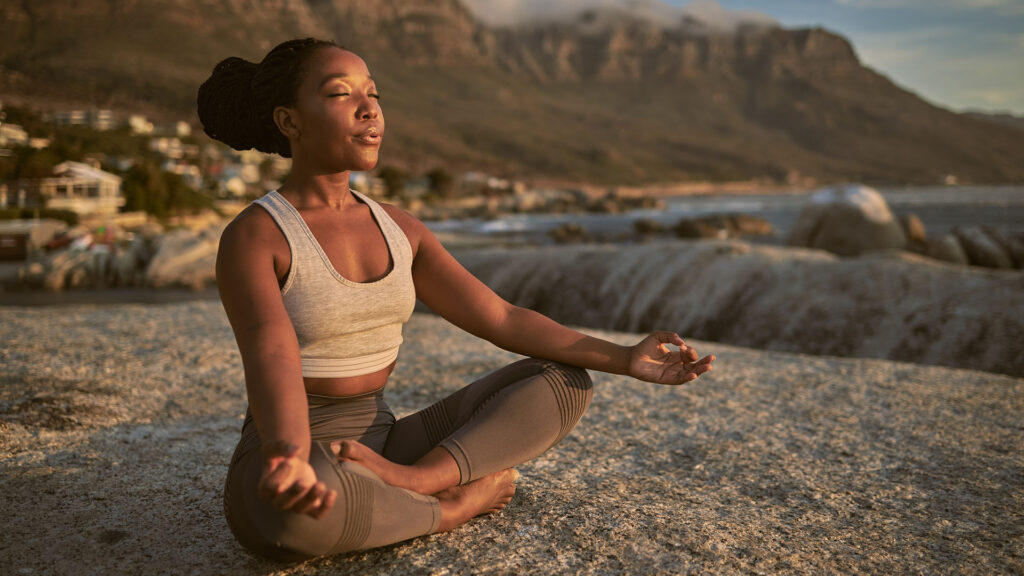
[253,190,416,378]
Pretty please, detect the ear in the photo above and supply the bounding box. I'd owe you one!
[273,106,301,140]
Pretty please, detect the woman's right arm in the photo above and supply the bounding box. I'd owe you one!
[217,208,336,518]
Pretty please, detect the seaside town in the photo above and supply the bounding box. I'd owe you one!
[0,102,677,292]
[2,100,1023,294]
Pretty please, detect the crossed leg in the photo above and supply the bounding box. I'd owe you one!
[332,358,593,530]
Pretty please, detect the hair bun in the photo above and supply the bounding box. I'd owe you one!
[197,39,341,157]
[197,57,263,152]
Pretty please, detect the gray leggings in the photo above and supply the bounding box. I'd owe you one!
[224,358,593,561]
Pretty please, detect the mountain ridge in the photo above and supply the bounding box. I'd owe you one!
[1,0,1021,185]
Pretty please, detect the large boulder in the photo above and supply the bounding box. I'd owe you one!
[900,213,928,252]
[111,237,151,286]
[26,248,97,291]
[984,227,1024,268]
[788,184,906,256]
[925,234,969,266]
[145,224,224,289]
[953,225,1014,269]
[457,240,1024,377]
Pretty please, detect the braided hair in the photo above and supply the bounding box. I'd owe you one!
[197,38,341,157]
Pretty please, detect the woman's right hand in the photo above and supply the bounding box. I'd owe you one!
[258,445,337,519]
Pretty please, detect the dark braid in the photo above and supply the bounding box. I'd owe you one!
[197,38,340,157]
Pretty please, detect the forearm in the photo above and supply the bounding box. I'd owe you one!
[489,305,632,374]
[240,342,311,462]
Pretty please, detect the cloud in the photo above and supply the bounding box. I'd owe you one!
[682,0,778,32]
[460,0,777,32]
[965,89,1014,105]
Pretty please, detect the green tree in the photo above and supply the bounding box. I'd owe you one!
[15,148,62,178]
[427,167,454,197]
[376,165,406,197]
[121,161,211,218]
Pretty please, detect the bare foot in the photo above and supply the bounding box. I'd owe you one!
[435,469,519,532]
[331,440,458,495]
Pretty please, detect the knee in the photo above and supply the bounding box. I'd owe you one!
[229,443,374,561]
[527,358,593,424]
[534,358,592,391]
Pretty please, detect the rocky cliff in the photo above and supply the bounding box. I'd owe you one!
[456,240,1024,377]
[2,0,1022,184]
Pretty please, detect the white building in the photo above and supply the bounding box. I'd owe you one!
[0,123,28,147]
[128,114,154,135]
[9,161,125,215]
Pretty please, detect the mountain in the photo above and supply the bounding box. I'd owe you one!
[965,111,1024,132]
[2,0,1022,185]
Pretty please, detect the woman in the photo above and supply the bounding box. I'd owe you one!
[198,38,714,562]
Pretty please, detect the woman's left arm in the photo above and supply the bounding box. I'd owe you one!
[399,212,714,385]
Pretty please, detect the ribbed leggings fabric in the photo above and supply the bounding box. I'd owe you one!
[223,358,593,561]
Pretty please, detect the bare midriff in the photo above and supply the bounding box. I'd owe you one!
[302,362,396,397]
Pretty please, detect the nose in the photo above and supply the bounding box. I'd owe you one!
[356,97,379,120]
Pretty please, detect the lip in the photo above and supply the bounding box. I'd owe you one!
[353,126,382,145]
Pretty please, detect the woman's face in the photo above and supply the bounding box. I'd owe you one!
[286,47,384,173]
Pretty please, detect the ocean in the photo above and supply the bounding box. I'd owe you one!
[426,185,1024,246]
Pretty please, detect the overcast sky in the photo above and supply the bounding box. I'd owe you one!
[462,0,1024,115]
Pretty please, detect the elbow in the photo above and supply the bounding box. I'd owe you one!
[484,302,527,347]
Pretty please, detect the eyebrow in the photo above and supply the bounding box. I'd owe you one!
[319,73,375,89]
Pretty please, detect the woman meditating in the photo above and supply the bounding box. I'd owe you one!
[198,38,715,562]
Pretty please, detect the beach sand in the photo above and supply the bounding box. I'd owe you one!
[1,301,1021,575]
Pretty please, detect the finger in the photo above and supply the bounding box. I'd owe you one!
[273,479,313,510]
[656,331,684,345]
[310,489,337,519]
[295,482,327,515]
[679,345,699,362]
[258,458,296,500]
[696,355,715,368]
[685,359,714,379]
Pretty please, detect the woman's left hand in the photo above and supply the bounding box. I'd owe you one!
[628,331,715,385]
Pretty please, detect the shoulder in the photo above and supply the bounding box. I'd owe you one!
[221,202,282,248]
[217,202,289,275]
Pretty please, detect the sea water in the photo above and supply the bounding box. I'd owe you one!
[427,185,1024,245]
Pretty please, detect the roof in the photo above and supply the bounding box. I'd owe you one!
[52,161,122,185]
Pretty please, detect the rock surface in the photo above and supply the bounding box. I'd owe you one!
[926,234,970,266]
[788,184,907,256]
[145,224,224,290]
[673,214,775,240]
[458,240,1024,376]
[1,303,1021,575]
[954,225,1015,269]
[900,213,927,252]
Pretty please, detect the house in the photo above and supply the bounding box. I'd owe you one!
[128,114,154,135]
[9,161,124,215]
[0,123,28,147]
[0,219,67,261]
[51,109,114,131]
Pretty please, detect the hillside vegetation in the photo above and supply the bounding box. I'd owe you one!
[2,0,1022,185]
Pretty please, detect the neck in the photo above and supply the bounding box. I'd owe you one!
[278,163,355,210]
